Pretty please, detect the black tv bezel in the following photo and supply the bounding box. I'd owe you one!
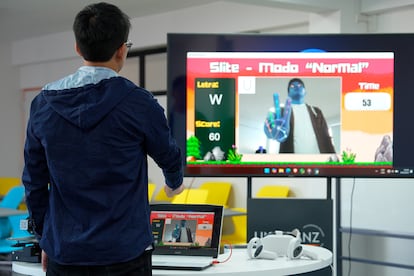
[167,33,414,178]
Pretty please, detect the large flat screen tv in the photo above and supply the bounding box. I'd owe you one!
[167,33,414,177]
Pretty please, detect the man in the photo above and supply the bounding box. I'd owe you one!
[172,220,193,243]
[22,2,184,275]
[264,78,335,153]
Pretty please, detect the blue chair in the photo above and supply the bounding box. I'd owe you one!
[0,186,26,242]
[0,185,25,209]
[0,213,32,254]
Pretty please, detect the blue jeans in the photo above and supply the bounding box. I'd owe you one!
[46,250,152,276]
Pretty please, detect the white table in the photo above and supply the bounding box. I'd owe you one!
[13,245,332,276]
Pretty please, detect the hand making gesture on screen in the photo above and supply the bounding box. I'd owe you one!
[264,93,292,142]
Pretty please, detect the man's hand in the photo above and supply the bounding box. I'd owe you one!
[42,250,47,272]
[164,183,185,198]
[264,93,292,142]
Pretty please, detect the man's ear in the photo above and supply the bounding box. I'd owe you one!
[75,43,82,57]
[115,44,127,60]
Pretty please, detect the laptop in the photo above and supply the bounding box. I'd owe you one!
[150,203,224,270]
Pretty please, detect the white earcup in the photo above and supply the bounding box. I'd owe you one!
[247,237,277,260]
[287,237,318,260]
[254,245,277,260]
[286,237,302,259]
[247,237,261,259]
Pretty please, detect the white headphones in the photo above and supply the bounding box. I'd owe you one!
[286,234,318,260]
[247,237,277,260]
[247,229,318,260]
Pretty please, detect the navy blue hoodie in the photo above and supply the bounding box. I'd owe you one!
[22,73,182,265]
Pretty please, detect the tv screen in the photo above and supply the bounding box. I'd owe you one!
[167,33,414,177]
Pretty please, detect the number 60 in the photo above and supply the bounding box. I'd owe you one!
[209,132,221,141]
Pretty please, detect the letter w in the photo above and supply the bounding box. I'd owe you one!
[209,94,223,105]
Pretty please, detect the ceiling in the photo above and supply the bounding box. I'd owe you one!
[0,0,338,42]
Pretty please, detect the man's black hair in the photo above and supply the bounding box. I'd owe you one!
[73,2,131,62]
[287,78,305,92]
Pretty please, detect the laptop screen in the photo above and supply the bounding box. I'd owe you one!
[150,204,223,258]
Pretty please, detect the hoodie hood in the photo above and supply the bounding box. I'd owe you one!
[42,77,135,130]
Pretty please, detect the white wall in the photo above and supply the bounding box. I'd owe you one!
[2,1,414,275]
[0,41,22,178]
